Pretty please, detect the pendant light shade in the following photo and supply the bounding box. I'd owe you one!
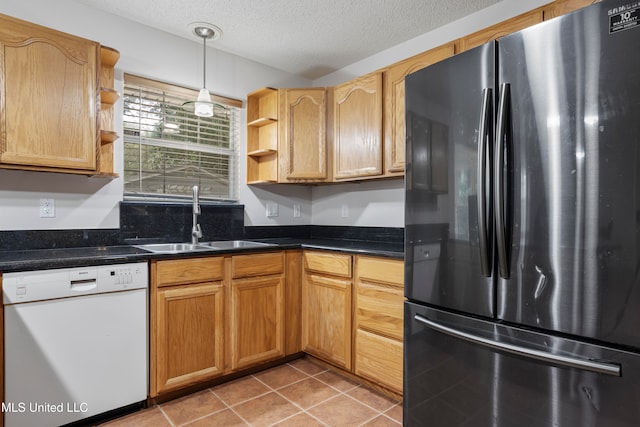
[183,23,224,117]
[194,88,214,117]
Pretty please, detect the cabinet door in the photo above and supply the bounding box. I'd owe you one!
[333,72,383,180]
[279,88,329,181]
[302,273,352,370]
[155,283,224,395]
[0,14,98,171]
[458,9,543,52]
[384,43,455,176]
[229,275,285,370]
[543,0,598,20]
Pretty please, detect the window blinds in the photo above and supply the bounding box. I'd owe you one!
[122,74,241,201]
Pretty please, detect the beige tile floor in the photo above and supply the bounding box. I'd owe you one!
[101,357,403,427]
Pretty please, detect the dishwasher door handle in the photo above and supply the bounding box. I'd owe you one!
[70,279,98,293]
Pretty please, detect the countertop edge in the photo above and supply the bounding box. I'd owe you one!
[0,240,404,273]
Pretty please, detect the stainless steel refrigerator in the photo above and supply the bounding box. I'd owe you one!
[404,1,640,426]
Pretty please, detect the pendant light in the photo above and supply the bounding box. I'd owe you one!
[183,23,223,117]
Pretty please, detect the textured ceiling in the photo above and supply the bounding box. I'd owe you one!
[74,0,500,80]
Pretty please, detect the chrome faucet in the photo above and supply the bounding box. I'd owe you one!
[191,185,202,244]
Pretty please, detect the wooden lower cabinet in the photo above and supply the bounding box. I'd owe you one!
[150,252,290,398]
[354,255,405,394]
[149,250,404,399]
[155,282,225,395]
[354,329,403,393]
[302,273,352,370]
[229,252,285,370]
[284,250,303,355]
[302,251,353,370]
[151,257,226,397]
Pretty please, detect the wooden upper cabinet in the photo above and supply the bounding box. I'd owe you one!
[0,14,99,172]
[333,72,383,180]
[383,43,455,176]
[458,8,544,52]
[543,0,598,20]
[279,88,330,182]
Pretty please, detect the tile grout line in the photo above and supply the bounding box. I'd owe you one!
[170,388,244,426]
[209,387,263,426]
[152,359,399,427]
[156,404,178,427]
[252,374,331,427]
[285,359,401,425]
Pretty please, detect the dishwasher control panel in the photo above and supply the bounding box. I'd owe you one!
[3,262,148,305]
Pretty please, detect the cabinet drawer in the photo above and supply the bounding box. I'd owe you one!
[304,251,352,278]
[356,256,404,287]
[355,282,404,340]
[232,251,284,279]
[354,329,403,394]
[155,257,224,287]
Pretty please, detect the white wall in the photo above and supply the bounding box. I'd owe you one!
[0,0,312,230]
[310,0,551,227]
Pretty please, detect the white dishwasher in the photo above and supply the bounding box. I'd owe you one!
[3,262,148,427]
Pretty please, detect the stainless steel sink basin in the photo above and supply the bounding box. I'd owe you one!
[134,240,273,253]
[200,240,274,250]
[134,243,213,253]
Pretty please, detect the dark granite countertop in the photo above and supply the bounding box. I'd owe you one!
[0,239,404,273]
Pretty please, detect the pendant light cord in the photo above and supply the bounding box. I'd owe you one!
[202,35,207,88]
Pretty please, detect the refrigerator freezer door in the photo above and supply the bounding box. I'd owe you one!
[405,42,495,318]
[404,302,640,427]
[497,1,640,348]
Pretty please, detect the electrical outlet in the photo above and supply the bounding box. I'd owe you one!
[40,198,55,218]
[293,204,301,218]
[266,202,279,217]
[341,204,349,218]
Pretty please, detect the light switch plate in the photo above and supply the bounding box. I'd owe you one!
[293,204,301,218]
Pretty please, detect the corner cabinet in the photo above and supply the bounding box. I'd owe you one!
[302,251,353,370]
[333,72,383,180]
[278,88,330,182]
[247,87,279,184]
[383,43,455,176]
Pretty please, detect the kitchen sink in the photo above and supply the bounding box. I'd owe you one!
[200,240,274,250]
[134,240,273,253]
[133,243,213,253]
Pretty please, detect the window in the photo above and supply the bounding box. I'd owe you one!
[122,74,242,201]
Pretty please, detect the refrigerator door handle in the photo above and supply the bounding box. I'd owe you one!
[414,314,621,377]
[495,83,510,279]
[477,88,493,277]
